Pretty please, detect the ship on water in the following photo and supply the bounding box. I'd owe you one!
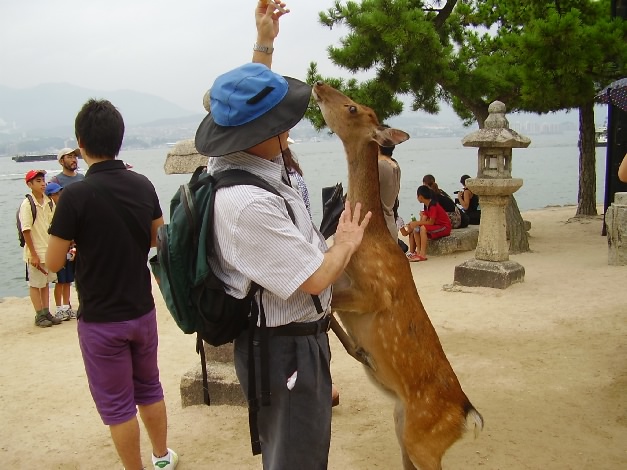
[12,153,82,163]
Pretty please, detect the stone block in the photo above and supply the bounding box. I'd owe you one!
[606,192,627,266]
[203,342,235,363]
[180,361,246,407]
[426,227,480,256]
[454,259,525,289]
[163,139,208,175]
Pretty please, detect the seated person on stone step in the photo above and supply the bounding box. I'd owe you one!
[456,174,481,225]
[422,174,462,228]
[400,185,451,262]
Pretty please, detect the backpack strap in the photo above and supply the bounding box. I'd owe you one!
[25,194,37,223]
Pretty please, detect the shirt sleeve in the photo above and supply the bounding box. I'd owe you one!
[18,198,34,231]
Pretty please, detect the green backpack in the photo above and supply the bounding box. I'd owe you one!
[151,166,294,347]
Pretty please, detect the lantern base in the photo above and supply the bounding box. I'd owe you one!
[454,259,525,289]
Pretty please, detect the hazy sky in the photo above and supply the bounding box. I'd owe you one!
[0,0,352,113]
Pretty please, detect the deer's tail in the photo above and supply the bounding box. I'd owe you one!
[464,403,484,438]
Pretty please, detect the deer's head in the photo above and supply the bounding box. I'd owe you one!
[312,81,409,152]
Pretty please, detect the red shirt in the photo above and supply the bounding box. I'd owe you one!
[424,200,452,230]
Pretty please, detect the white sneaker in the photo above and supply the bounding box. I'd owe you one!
[152,448,178,470]
[66,307,77,319]
[55,309,70,321]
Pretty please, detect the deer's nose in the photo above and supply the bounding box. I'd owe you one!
[316,80,324,86]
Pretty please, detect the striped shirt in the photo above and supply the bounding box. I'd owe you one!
[207,151,332,327]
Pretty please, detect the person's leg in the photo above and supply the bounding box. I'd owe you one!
[29,286,43,312]
[418,226,428,257]
[110,417,143,470]
[40,285,50,313]
[130,310,176,466]
[62,283,71,306]
[54,282,62,309]
[409,231,417,253]
[138,400,168,458]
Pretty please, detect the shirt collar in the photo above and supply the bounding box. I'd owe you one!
[85,159,126,176]
[208,151,284,186]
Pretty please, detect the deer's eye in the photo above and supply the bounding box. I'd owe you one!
[348,106,357,114]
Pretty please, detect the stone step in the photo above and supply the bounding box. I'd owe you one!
[400,226,480,256]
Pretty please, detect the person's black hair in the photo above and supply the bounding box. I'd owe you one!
[75,99,125,159]
[460,174,471,185]
[379,145,395,156]
[282,146,303,176]
[417,185,433,199]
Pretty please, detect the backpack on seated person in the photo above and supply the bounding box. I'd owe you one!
[16,194,53,247]
[150,166,300,455]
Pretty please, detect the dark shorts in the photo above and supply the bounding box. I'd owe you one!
[56,260,75,284]
[78,308,163,425]
[424,224,451,240]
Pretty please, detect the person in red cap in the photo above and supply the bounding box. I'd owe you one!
[19,170,61,327]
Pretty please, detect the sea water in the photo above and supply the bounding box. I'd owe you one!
[0,132,607,298]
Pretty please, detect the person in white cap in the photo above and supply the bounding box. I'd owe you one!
[49,148,83,320]
[50,148,84,187]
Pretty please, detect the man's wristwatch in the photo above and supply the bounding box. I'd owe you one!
[253,43,274,54]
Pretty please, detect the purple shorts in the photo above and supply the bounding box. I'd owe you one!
[78,309,163,425]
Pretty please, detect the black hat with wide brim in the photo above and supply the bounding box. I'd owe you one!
[195,64,311,157]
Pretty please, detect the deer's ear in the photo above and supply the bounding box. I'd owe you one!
[373,127,410,147]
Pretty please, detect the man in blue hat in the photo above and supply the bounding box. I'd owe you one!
[194,2,371,468]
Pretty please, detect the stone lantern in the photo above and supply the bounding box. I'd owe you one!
[454,101,531,289]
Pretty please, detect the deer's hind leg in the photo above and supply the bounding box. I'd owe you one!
[395,398,460,470]
[394,399,418,470]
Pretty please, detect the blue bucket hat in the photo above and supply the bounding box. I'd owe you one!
[45,182,63,196]
[195,63,312,157]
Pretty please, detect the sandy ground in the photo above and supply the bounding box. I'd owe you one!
[1,205,625,469]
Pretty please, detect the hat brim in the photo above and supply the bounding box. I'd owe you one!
[195,77,311,157]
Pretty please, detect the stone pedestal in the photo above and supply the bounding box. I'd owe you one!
[454,259,525,289]
[606,192,627,266]
[179,342,246,407]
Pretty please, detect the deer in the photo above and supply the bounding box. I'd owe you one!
[312,81,483,470]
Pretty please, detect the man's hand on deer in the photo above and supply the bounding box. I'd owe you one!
[334,201,372,255]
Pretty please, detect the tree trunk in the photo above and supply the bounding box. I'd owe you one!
[506,195,530,254]
[576,102,597,216]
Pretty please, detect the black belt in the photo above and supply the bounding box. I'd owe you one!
[265,315,331,337]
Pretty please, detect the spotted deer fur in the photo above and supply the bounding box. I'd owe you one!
[313,82,483,470]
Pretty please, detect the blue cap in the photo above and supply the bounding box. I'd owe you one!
[45,182,63,196]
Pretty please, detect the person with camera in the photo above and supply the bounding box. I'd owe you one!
[456,174,481,225]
